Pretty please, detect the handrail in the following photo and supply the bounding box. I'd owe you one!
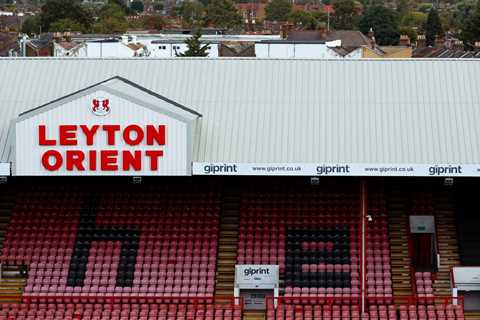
[265,294,464,308]
[19,294,239,306]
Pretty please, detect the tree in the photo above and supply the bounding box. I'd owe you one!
[265,0,292,21]
[176,0,205,27]
[130,0,144,13]
[92,2,128,33]
[400,26,417,42]
[417,3,433,13]
[205,0,242,29]
[461,0,480,49]
[49,18,87,32]
[332,0,358,29]
[396,0,410,19]
[141,15,165,30]
[451,0,476,31]
[176,31,210,56]
[424,8,443,46]
[401,11,427,29]
[359,5,400,45]
[110,0,136,15]
[39,0,93,32]
[288,10,326,30]
[21,15,41,35]
[289,11,318,29]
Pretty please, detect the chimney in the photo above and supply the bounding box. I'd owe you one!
[368,28,376,49]
[434,36,445,48]
[417,34,426,48]
[319,25,327,39]
[474,41,480,52]
[280,24,287,39]
[399,35,410,46]
[453,40,463,50]
[53,32,62,42]
[63,31,71,42]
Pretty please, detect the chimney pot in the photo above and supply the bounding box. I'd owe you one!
[399,34,410,46]
[416,34,426,48]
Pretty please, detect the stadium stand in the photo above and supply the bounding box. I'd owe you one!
[0,183,244,319]
[0,180,474,320]
[3,186,219,297]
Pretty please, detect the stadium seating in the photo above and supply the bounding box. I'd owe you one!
[415,272,434,303]
[0,183,466,320]
[398,304,465,320]
[237,185,393,304]
[0,302,242,320]
[267,303,465,320]
[366,191,393,304]
[1,186,220,298]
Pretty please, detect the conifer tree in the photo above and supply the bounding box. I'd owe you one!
[176,31,210,57]
[425,8,444,46]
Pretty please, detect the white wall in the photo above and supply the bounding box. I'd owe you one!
[255,43,359,59]
[15,90,189,176]
[147,42,219,57]
[78,38,362,59]
[86,42,135,58]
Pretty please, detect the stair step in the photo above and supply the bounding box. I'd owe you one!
[216,189,240,297]
[243,311,265,320]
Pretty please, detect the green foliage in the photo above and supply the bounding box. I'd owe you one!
[176,31,210,56]
[401,11,427,28]
[130,0,144,13]
[49,18,87,32]
[400,26,417,42]
[265,0,292,21]
[176,0,205,27]
[110,0,136,15]
[92,2,128,33]
[461,0,480,49]
[288,10,325,29]
[141,15,165,30]
[451,0,476,31]
[205,0,242,29]
[396,0,410,18]
[417,3,433,14]
[332,0,359,29]
[40,0,93,32]
[424,8,443,46]
[21,15,41,35]
[359,5,400,45]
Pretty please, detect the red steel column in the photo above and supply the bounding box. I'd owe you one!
[360,180,368,314]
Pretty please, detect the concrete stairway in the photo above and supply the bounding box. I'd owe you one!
[433,190,461,297]
[243,310,265,320]
[386,187,413,301]
[215,189,241,298]
[465,311,480,320]
[0,266,26,303]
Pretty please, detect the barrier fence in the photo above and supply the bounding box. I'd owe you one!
[264,295,464,310]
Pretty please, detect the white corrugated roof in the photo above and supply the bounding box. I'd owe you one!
[1,58,480,164]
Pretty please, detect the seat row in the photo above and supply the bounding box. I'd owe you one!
[0,303,241,320]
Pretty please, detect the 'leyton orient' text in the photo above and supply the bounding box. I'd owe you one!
[38,124,166,171]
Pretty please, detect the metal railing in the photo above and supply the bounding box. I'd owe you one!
[264,294,464,309]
